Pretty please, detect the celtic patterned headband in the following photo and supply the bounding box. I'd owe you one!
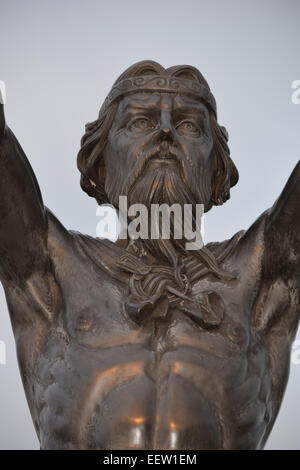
[99,75,217,117]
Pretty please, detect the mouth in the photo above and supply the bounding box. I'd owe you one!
[147,153,179,166]
[122,146,185,196]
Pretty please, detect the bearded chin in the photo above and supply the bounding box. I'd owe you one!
[125,165,210,266]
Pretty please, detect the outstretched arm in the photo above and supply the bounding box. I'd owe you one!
[264,161,300,283]
[0,82,49,285]
[253,162,300,443]
[253,161,300,334]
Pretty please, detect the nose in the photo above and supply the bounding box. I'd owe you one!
[155,109,176,143]
[160,109,172,133]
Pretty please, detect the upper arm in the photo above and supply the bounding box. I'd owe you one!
[0,90,64,329]
[251,162,300,337]
[0,99,48,285]
[264,161,300,284]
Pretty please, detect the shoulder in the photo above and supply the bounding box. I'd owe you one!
[45,207,122,278]
[206,210,268,274]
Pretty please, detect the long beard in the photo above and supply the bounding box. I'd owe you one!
[126,161,204,266]
[104,146,235,321]
[105,143,214,270]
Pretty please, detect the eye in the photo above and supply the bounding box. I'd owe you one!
[176,120,201,136]
[129,117,156,132]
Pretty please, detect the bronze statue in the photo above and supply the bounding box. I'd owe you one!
[0,60,299,450]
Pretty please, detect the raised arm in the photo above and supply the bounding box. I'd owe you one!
[264,160,300,283]
[251,162,300,449]
[252,160,300,334]
[0,82,49,285]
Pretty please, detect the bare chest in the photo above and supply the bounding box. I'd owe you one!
[31,276,272,450]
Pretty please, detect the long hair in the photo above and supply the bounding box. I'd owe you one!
[76,61,240,321]
[77,60,238,211]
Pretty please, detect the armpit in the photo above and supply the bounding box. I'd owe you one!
[252,279,292,332]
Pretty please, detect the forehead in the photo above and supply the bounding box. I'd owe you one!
[117,92,209,114]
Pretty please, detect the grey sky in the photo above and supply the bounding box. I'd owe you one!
[0,0,299,449]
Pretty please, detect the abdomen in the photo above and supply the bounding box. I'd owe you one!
[75,359,224,450]
[34,342,271,450]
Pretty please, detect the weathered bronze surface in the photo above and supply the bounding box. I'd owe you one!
[0,60,299,450]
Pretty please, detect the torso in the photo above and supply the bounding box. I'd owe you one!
[6,212,294,450]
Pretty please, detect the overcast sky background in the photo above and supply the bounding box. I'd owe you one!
[0,0,299,449]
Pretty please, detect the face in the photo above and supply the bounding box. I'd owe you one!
[103,91,214,207]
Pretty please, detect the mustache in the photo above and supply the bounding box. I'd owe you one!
[121,144,196,198]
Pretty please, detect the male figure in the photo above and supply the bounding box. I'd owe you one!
[0,61,299,450]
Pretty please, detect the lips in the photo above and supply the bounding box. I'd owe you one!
[151,155,178,162]
[122,145,185,196]
[148,152,179,164]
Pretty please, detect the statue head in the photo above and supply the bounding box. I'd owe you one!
[77,61,238,313]
[77,60,238,214]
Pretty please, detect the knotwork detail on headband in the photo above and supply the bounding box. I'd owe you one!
[100,75,217,116]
